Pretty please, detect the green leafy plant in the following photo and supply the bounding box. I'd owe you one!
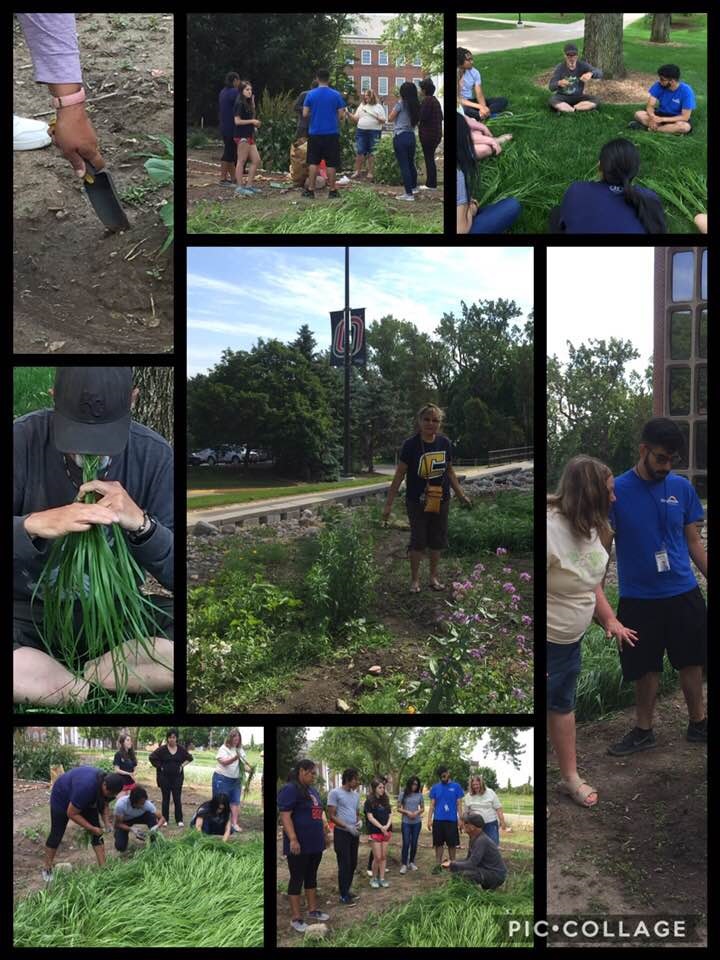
[142,135,174,253]
[13,729,78,781]
[372,132,425,185]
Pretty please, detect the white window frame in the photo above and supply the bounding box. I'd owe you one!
[396,54,405,67]
[378,50,389,66]
[361,48,372,65]
[395,76,405,91]
[412,77,423,88]
[345,53,355,65]
[378,76,389,96]
[412,54,422,66]
[360,75,371,93]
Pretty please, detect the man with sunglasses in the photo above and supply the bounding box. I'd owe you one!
[605,418,707,755]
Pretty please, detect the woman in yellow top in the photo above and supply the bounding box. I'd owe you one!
[547,456,637,808]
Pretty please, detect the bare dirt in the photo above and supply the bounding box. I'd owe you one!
[13,13,174,354]
[547,685,707,946]
[275,827,532,947]
[186,148,444,230]
[534,70,658,105]
[13,771,263,904]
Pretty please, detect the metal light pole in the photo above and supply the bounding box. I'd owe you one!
[343,246,351,476]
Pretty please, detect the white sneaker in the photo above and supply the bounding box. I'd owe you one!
[366,869,373,878]
[13,114,51,151]
[411,188,420,194]
[409,862,419,871]
[399,864,407,874]
[177,821,184,828]
[395,193,415,201]
[41,869,54,883]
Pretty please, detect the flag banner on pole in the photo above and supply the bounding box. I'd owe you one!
[330,309,366,367]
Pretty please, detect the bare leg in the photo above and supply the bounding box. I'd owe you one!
[574,101,598,111]
[429,550,443,588]
[288,893,302,920]
[220,160,234,181]
[634,109,651,127]
[230,802,240,828]
[679,665,705,722]
[552,101,575,113]
[548,710,579,781]
[93,842,107,866]
[246,144,261,186]
[409,550,423,590]
[434,844,443,865]
[83,636,174,692]
[14,647,89,706]
[367,154,374,179]
[655,120,691,134]
[473,142,494,160]
[635,672,661,728]
[326,166,337,191]
[448,841,457,862]
[353,154,363,176]
[235,141,250,185]
[307,163,318,191]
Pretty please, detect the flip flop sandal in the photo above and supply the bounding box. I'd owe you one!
[557,780,598,808]
[429,582,446,592]
[409,584,422,594]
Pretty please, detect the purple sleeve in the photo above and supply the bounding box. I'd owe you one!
[17,14,82,84]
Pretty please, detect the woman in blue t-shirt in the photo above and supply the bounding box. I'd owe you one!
[389,81,421,202]
[277,760,331,934]
[382,403,471,594]
[550,138,666,234]
[456,113,521,234]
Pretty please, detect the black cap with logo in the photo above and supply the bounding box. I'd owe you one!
[52,367,133,456]
[563,43,579,54]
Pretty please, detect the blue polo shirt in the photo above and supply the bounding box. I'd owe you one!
[50,767,104,813]
[558,181,664,234]
[649,80,696,116]
[304,86,346,135]
[610,469,704,599]
[429,780,464,821]
[277,782,325,855]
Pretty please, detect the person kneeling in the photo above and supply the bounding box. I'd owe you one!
[191,793,232,842]
[114,786,166,851]
[442,813,507,890]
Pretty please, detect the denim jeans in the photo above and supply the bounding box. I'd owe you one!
[401,820,422,865]
[393,131,417,195]
[469,196,522,234]
[483,820,500,845]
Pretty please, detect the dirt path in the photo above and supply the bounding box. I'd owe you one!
[13,13,174,354]
[547,685,707,946]
[276,827,532,946]
[13,773,263,904]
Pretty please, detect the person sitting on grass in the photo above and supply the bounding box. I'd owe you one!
[348,88,385,181]
[441,813,507,890]
[233,79,262,197]
[113,785,166,852]
[456,113,522,234]
[457,47,508,120]
[457,73,512,161]
[548,42,603,113]
[13,366,174,707]
[365,777,393,889]
[629,64,695,135]
[191,792,232,841]
[43,769,132,882]
[302,68,347,200]
[398,775,424,874]
[427,765,464,875]
[550,138,666,234]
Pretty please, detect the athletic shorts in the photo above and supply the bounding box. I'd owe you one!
[432,820,460,848]
[369,831,392,843]
[547,638,583,713]
[307,133,340,168]
[13,595,175,653]
[234,136,255,146]
[656,110,693,132]
[616,586,706,682]
[406,497,450,552]
[549,91,600,107]
[222,135,237,163]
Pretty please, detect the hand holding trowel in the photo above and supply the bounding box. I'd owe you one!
[49,109,130,231]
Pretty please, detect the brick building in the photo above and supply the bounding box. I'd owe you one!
[653,247,707,497]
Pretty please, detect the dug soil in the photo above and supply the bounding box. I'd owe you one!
[547,684,707,946]
[534,70,658,105]
[13,772,263,904]
[13,13,174,354]
[276,828,532,947]
[186,149,444,231]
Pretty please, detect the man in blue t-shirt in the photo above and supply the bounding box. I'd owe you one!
[302,68,346,199]
[630,64,696,135]
[605,418,707,756]
[427,765,464,874]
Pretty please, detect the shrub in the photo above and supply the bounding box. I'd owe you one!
[255,90,296,172]
[187,128,214,149]
[13,730,78,781]
[372,132,425,185]
[448,492,533,554]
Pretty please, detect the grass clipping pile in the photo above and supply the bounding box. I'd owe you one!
[14,832,264,947]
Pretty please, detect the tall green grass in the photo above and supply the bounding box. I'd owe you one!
[448,491,533,554]
[13,367,55,418]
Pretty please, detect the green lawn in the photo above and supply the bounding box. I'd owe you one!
[13,367,55,418]
[461,12,583,24]
[464,15,707,233]
[188,472,388,510]
[15,690,174,716]
[457,17,521,31]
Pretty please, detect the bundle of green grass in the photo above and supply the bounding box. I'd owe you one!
[306,869,534,948]
[14,832,264,947]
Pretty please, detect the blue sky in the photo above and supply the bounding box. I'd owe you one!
[187,246,534,376]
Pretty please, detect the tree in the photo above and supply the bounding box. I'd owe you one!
[133,366,173,442]
[291,324,318,362]
[78,727,118,747]
[277,727,308,783]
[650,13,671,42]
[352,369,411,471]
[583,13,626,79]
[473,765,499,790]
[312,727,414,791]
[412,727,481,788]
[380,13,444,78]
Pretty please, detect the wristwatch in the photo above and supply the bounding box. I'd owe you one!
[128,511,156,544]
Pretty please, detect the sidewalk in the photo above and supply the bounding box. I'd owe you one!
[457,13,647,54]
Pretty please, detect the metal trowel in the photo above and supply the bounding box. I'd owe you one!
[83,161,130,231]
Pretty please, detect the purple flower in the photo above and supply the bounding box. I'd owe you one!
[502,582,515,593]
[502,566,513,574]
[496,547,508,556]
[519,572,532,582]
[473,563,486,575]
[516,634,526,644]
[512,687,526,700]
[521,615,533,627]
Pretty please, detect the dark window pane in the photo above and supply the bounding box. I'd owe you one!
[676,420,690,470]
[669,310,692,359]
[695,421,707,472]
[698,308,707,358]
[695,366,707,416]
[694,474,707,500]
[672,250,694,301]
[668,367,691,415]
[701,249,707,300]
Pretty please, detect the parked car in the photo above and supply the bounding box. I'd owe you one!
[190,447,218,466]
[217,444,247,464]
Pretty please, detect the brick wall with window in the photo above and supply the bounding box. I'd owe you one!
[343,38,425,116]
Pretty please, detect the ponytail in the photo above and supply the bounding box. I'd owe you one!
[599,137,666,235]
[622,180,667,234]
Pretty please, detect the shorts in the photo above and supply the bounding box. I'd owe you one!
[549,92,599,107]
[355,128,381,156]
[13,595,175,653]
[616,586,706,682]
[222,135,237,164]
[212,771,241,806]
[432,820,460,848]
[547,638,582,713]
[656,110,693,132]
[307,133,340,168]
[369,831,392,843]
[406,497,450,551]
[234,136,255,146]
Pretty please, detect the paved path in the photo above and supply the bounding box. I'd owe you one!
[457,13,647,53]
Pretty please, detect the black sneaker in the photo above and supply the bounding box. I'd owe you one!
[328,190,340,199]
[339,894,358,906]
[607,727,657,756]
[687,718,707,742]
[627,120,645,130]
[302,188,315,198]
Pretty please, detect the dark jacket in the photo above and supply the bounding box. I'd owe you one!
[419,95,443,144]
[149,744,193,783]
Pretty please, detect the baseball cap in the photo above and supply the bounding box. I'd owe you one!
[52,367,133,456]
[564,43,578,54]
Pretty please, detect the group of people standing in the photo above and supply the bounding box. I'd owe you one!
[277,760,508,934]
[219,69,443,202]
